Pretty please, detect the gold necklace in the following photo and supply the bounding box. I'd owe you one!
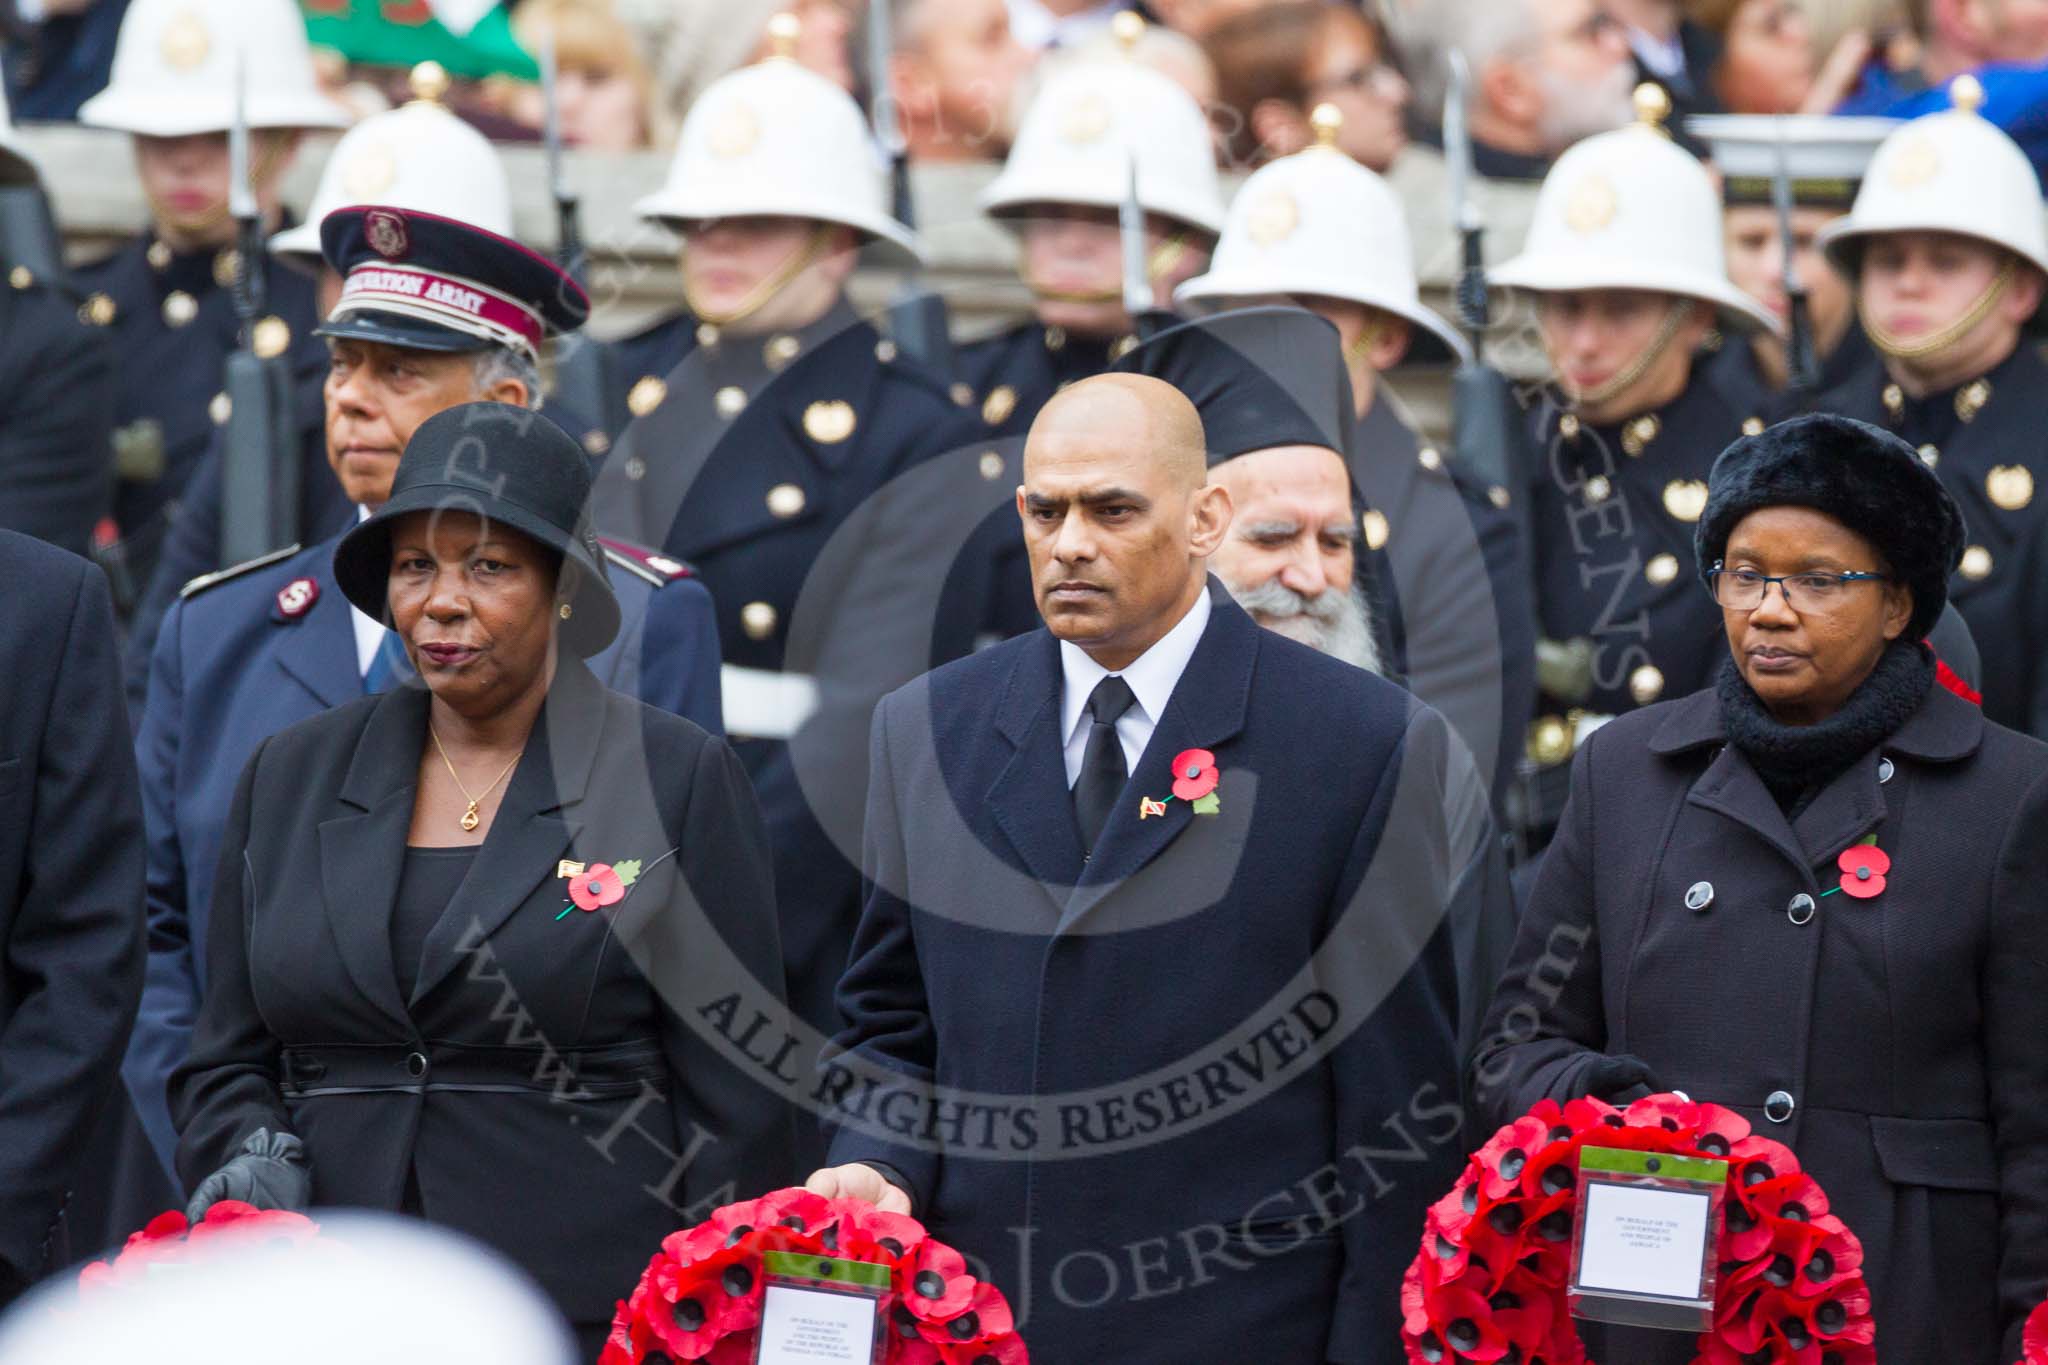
[428,725,522,833]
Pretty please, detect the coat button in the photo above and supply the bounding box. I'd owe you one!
[1764,1090,1795,1123]
[405,1051,429,1078]
[714,385,747,419]
[1877,756,1895,784]
[765,482,806,518]
[1684,880,1713,911]
[1787,893,1815,925]
[741,601,779,640]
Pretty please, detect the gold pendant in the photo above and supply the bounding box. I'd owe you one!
[460,802,481,833]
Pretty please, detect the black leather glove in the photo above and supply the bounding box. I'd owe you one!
[184,1127,311,1223]
[1583,1053,1660,1106]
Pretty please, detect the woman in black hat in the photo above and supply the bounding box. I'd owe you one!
[1471,413,2048,1361]
[171,403,796,1354]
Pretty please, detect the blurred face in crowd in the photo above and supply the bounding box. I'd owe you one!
[1713,0,1816,113]
[324,340,530,506]
[134,130,297,251]
[754,0,856,91]
[386,513,560,720]
[1718,506,1911,725]
[1019,206,1214,336]
[1724,204,1855,356]
[1210,445,1379,669]
[1526,0,1636,151]
[681,216,859,334]
[895,0,1031,158]
[1148,0,1275,38]
[1857,230,2044,394]
[1536,289,1714,425]
[1020,375,1231,670]
[1303,9,1409,171]
[1959,0,2048,65]
[556,61,647,151]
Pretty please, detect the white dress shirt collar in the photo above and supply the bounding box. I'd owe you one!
[1057,586,1212,783]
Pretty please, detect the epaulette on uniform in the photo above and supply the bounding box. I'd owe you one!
[599,535,695,587]
[178,543,304,599]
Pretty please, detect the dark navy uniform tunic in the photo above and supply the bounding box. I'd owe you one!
[1525,370,1753,739]
[591,299,980,1047]
[74,229,325,594]
[0,267,116,557]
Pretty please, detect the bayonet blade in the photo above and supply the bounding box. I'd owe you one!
[868,0,904,157]
[1120,152,1150,319]
[228,55,256,223]
[540,30,568,205]
[1771,115,1803,295]
[1445,50,1477,233]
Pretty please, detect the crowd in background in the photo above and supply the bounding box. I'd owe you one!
[8,0,2048,184]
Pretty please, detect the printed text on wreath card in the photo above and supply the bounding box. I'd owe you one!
[1575,1183,1712,1300]
[754,1284,878,1365]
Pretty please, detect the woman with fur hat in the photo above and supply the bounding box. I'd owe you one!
[1473,411,2048,1363]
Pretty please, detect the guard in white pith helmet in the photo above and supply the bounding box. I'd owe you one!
[1492,85,1778,834]
[74,0,348,607]
[1687,112,1896,422]
[961,12,1226,445]
[938,12,1227,657]
[584,15,979,1067]
[1818,76,2048,737]
[1177,104,1534,817]
[123,65,524,690]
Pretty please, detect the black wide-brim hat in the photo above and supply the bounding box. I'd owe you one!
[333,401,620,656]
[316,205,590,356]
[1695,412,1967,641]
[1110,305,1356,466]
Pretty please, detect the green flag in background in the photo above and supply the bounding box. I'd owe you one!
[299,0,537,81]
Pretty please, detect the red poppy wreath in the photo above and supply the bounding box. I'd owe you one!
[600,1187,1028,1365]
[78,1202,320,1293]
[1402,1093,1875,1365]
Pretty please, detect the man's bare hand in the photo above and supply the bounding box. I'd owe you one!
[804,1163,913,1214]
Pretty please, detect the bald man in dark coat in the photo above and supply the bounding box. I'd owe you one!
[807,374,1465,1364]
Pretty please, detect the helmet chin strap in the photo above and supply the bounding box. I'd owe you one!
[1862,256,2016,362]
[682,224,832,328]
[1560,299,1693,411]
[1023,228,1193,307]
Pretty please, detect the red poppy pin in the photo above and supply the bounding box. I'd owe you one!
[1820,836,1888,900]
[1139,748,1222,819]
[556,859,643,920]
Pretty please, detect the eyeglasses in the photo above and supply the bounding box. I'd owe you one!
[1707,564,1892,613]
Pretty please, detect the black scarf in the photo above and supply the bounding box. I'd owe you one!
[1716,640,1935,812]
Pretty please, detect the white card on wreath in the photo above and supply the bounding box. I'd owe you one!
[1574,1180,1713,1301]
[752,1282,879,1365]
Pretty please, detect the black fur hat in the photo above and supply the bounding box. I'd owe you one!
[1694,412,1966,640]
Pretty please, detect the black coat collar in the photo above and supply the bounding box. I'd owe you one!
[1646,670,1983,763]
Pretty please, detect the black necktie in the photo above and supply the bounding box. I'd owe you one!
[1072,675,1137,857]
